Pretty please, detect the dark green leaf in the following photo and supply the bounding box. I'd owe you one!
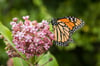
[38,52,58,66]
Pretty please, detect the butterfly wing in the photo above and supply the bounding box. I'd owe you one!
[53,22,72,46]
[51,16,84,46]
[67,16,85,33]
[57,16,84,34]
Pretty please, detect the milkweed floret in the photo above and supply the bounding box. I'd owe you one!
[10,16,54,58]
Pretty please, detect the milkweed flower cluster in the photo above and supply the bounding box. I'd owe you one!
[10,16,54,58]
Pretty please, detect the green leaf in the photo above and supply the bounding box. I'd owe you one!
[0,22,13,46]
[0,22,26,60]
[38,52,59,66]
[13,57,29,66]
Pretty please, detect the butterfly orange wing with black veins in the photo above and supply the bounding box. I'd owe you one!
[51,16,84,46]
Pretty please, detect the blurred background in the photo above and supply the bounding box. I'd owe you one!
[0,0,100,66]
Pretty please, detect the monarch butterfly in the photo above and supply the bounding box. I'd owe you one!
[51,16,84,46]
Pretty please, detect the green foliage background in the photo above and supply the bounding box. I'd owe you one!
[0,0,100,66]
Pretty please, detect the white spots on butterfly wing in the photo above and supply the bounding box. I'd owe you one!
[70,18,74,22]
[74,18,77,22]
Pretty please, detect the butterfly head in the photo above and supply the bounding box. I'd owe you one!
[51,18,58,25]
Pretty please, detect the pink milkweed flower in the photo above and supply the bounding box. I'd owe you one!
[13,17,18,22]
[10,16,54,58]
[23,16,29,20]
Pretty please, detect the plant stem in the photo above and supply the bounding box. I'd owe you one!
[29,55,36,66]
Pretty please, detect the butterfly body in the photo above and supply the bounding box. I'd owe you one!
[51,16,84,46]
